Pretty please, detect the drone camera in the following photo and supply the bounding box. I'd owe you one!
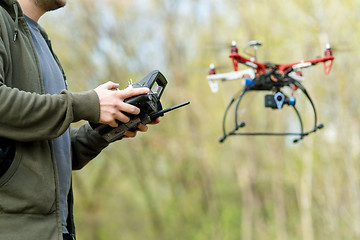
[265,92,295,109]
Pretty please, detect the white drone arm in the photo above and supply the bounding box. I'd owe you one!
[206,68,255,93]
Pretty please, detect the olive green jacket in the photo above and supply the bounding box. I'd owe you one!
[0,0,109,239]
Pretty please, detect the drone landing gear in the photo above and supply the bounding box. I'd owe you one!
[219,83,324,144]
[219,116,324,143]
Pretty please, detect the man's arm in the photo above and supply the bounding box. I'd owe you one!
[0,83,100,142]
[69,123,109,170]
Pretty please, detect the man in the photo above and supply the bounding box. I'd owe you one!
[0,0,160,239]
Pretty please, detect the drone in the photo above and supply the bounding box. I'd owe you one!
[207,40,334,143]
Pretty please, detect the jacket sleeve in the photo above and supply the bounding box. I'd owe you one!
[70,123,110,170]
[0,84,101,142]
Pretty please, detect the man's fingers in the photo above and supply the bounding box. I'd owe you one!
[99,108,131,126]
[137,123,148,132]
[107,120,118,128]
[98,81,119,91]
[123,123,147,138]
[123,130,137,138]
[114,111,131,124]
[118,87,149,100]
[149,117,161,125]
[117,101,141,115]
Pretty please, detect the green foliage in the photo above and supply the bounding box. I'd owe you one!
[42,0,360,239]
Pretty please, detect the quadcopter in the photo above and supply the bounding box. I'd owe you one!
[207,40,334,143]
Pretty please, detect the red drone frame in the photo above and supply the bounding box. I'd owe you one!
[229,41,334,75]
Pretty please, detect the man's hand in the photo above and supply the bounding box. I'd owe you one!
[94,81,149,127]
[123,117,161,138]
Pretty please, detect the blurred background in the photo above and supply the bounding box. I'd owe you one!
[41,0,359,239]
